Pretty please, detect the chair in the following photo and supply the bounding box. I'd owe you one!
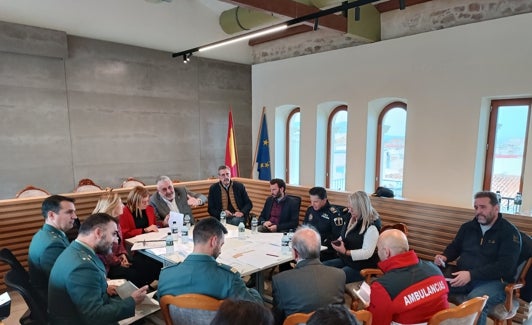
[121,177,145,188]
[428,295,488,325]
[346,268,383,310]
[380,222,408,236]
[159,294,224,325]
[283,312,312,325]
[0,248,47,325]
[74,178,103,192]
[488,257,532,325]
[15,185,50,198]
[352,309,372,325]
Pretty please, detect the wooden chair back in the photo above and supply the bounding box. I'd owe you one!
[283,312,312,325]
[352,309,372,324]
[428,295,488,325]
[15,185,50,198]
[121,177,145,188]
[159,294,224,325]
[74,178,103,192]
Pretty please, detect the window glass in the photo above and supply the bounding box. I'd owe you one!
[485,99,530,212]
[377,103,406,197]
[328,108,347,191]
[287,110,300,184]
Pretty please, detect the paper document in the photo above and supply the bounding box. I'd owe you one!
[131,240,166,251]
[116,281,160,325]
[351,281,371,306]
[168,211,184,233]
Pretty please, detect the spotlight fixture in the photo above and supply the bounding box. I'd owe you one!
[399,0,406,10]
[313,18,319,31]
[354,6,361,21]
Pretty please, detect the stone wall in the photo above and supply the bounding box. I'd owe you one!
[0,21,252,199]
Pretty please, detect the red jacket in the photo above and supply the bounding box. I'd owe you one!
[119,205,157,239]
[368,250,449,325]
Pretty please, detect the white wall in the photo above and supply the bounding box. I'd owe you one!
[252,12,532,209]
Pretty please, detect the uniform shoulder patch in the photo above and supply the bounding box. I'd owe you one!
[330,206,338,213]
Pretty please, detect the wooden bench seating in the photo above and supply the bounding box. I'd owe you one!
[1,177,531,321]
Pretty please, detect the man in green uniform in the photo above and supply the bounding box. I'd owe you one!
[158,217,262,302]
[48,213,148,324]
[303,187,347,261]
[29,195,77,305]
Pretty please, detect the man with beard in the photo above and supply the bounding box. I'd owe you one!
[208,165,253,226]
[158,217,262,302]
[150,175,207,226]
[257,178,300,233]
[434,191,521,325]
[48,213,148,324]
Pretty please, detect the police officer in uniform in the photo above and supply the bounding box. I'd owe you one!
[303,187,348,261]
[158,217,262,303]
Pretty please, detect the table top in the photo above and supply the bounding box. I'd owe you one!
[126,225,294,277]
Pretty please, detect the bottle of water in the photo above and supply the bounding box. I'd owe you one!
[238,222,245,239]
[251,217,258,234]
[184,214,191,228]
[170,221,179,241]
[496,191,502,205]
[514,192,522,214]
[220,211,226,225]
[165,232,174,254]
[281,232,290,254]
[288,229,295,248]
[181,219,189,244]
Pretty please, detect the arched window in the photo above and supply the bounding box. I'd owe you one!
[326,106,347,190]
[484,98,531,212]
[375,102,407,197]
[285,108,300,184]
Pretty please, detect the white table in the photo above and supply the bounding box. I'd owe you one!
[126,225,294,299]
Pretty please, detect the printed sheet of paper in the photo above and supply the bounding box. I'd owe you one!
[168,211,183,233]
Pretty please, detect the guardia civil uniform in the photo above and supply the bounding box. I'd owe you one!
[48,240,136,324]
[158,254,262,302]
[303,201,348,261]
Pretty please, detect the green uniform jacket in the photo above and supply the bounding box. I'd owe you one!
[28,223,70,305]
[158,253,262,303]
[48,240,135,325]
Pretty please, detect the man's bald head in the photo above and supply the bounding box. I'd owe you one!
[377,229,409,261]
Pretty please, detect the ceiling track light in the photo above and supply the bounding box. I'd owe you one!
[172,0,383,61]
[399,0,406,10]
[313,18,319,31]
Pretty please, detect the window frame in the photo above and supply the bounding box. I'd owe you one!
[326,105,348,189]
[483,98,532,193]
[375,101,407,191]
[285,108,300,183]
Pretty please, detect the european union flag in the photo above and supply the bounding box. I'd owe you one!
[256,112,271,180]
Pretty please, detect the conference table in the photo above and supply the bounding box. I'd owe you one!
[126,224,294,300]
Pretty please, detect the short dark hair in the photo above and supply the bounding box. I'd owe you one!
[210,299,274,325]
[307,305,360,325]
[474,191,499,206]
[270,178,286,191]
[218,165,230,173]
[309,187,327,200]
[79,213,116,235]
[193,217,227,245]
[41,195,75,220]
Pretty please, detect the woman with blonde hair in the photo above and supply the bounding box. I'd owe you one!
[324,191,381,283]
[120,186,158,239]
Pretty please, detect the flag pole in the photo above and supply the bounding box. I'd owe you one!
[251,107,266,178]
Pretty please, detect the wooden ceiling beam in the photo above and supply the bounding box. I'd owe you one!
[375,0,432,12]
[220,0,347,32]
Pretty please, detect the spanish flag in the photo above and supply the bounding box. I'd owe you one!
[225,109,239,177]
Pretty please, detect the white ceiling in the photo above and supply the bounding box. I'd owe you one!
[0,0,259,64]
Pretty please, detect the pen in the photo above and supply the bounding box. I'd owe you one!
[266,253,279,257]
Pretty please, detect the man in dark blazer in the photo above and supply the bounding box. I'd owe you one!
[208,165,253,226]
[258,178,300,233]
[48,213,147,324]
[150,175,207,226]
[272,226,345,324]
